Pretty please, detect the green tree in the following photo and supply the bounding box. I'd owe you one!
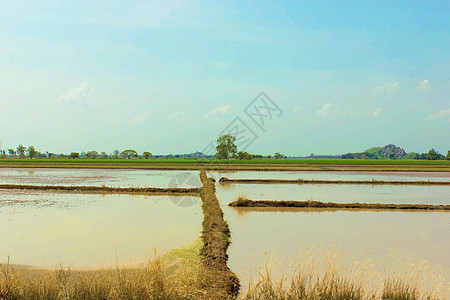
[238,151,252,160]
[27,145,37,159]
[121,149,138,159]
[87,151,98,159]
[17,145,26,157]
[8,149,16,157]
[426,148,440,160]
[69,152,80,159]
[215,134,237,159]
[446,150,450,160]
[143,151,152,159]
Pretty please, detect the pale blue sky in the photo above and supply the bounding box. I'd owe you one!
[0,0,449,155]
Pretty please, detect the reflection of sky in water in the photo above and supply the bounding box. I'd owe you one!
[0,168,201,188]
[215,182,450,295]
[0,192,201,268]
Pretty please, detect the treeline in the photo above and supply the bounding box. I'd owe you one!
[341,148,449,160]
[0,146,154,160]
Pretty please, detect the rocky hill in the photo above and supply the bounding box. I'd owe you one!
[341,144,407,159]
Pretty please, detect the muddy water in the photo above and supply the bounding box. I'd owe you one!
[0,168,201,188]
[214,182,450,294]
[0,190,202,268]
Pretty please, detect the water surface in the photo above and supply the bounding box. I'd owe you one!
[0,190,202,268]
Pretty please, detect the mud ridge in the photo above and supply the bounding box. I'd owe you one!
[219,177,450,186]
[229,198,450,211]
[0,184,201,195]
[199,170,240,299]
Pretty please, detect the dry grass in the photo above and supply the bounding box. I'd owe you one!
[240,249,447,300]
[0,248,215,300]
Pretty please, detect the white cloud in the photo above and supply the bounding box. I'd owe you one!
[59,82,91,104]
[131,108,154,125]
[373,107,382,117]
[213,61,229,69]
[419,79,430,91]
[316,103,333,117]
[202,105,231,119]
[293,105,303,112]
[168,111,187,123]
[375,81,399,93]
[425,109,450,123]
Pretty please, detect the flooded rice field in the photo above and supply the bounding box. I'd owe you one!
[0,168,449,294]
[0,168,201,188]
[212,172,450,293]
[0,189,201,268]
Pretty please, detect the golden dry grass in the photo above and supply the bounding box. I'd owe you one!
[240,248,447,300]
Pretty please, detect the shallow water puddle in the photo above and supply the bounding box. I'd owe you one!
[0,191,202,268]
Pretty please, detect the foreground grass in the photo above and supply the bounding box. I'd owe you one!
[0,245,213,300]
[240,249,447,300]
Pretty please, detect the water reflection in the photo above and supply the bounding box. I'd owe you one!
[0,192,202,268]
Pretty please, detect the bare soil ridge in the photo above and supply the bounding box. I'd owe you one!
[229,198,450,211]
[199,170,240,299]
[219,177,450,186]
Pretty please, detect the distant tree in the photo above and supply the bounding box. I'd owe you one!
[341,153,355,159]
[17,145,26,158]
[215,134,237,159]
[446,150,450,160]
[427,148,440,160]
[101,152,108,158]
[143,151,152,159]
[81,151,87,158]
[8,149,16,157]
[27,145,37,159]
[113,149,120,159]
[274,152,284,159]
[121,149,138,159]
[87,151,98,159]
[238,151,252,160]
[69,152,80,159]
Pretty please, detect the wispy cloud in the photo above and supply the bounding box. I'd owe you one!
[131,108,154,125]
[213,61,229,69]
[168,111,187,123]
[419,79,430,91]
[59,82,91,104]
[425,108,450,123]
[293,105,303,112]
[375,81,399,93]
[202,105,232,119]
[316,103,333,117]
[373,107,382,117]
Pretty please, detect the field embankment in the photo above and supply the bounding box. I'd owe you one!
[219,177,450,186]
[1,158,449,172]
[229,198,450,211]
[0,184,201,196]
[199,169,240,299]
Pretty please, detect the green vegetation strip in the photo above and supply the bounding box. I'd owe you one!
[229,198,450,211]
[0,184,201,195]
[1,158,449,172]
[219,177,450,186]
[199,169,240,299]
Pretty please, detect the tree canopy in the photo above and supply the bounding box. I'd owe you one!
[215,134,237,159]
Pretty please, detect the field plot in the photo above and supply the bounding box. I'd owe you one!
[213,173,450,296]
[0,190,202,268]
[0,168,201,188]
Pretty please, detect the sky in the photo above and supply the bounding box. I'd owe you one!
[0,0,449,156]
